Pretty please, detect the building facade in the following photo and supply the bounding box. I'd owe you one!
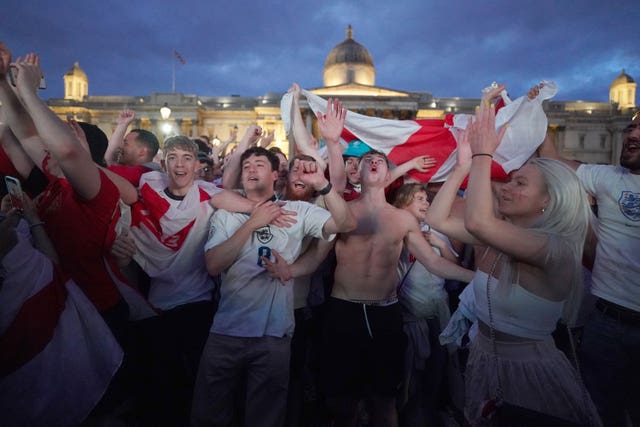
[47,26,637,166]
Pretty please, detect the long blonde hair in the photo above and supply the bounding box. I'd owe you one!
[499,158,593,325]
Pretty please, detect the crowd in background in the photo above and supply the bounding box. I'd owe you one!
[1,41,639,427]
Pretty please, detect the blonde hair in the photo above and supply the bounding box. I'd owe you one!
[498,158,593,325]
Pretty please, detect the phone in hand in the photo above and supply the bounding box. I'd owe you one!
[8,65,46,89]
[5,176,25,210]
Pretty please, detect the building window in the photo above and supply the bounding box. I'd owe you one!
[600,134,607,149]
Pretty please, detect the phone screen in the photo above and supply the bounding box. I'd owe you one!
[5,176,24,210]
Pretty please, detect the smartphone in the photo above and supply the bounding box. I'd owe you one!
[8,65,46,90]
[5,176,25,210]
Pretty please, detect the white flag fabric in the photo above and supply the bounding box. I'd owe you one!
[281,83,557,182]
[0,221,123,426]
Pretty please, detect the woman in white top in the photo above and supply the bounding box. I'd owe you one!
[427,87,601,426]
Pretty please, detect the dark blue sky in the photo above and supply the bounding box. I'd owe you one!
[2,0,638,102]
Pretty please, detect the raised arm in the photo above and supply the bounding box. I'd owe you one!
[12,53,101,200]
[105,110,136,166]
[222,124,262,189]
[0,122,34,179]
[317,97,348,195]
[290,83,327,170]
[537,130,579,171]
[425,126,479,245]
[464,99,549,266]
[65,118,138,204]
[0,44,53,174]
[211,130,237,166]
[405,216,474,283]
[386,154,436,185]
[297,157,356,236]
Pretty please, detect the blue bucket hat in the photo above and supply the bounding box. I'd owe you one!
[343,139,372,158]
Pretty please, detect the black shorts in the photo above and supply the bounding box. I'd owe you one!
[319,296,407,398]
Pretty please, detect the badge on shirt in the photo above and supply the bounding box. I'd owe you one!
[256,225,274,244]
[619,191,640,221]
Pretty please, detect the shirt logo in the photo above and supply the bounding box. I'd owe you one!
[619,191,640,221]
[256,225,274,244]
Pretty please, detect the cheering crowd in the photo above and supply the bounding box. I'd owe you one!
[1,41,639,427]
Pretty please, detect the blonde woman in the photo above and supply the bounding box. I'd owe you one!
[427,93,601,425]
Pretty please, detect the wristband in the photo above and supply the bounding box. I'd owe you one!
[29,221,45,229]
[471,153,493,159]
[317,182,333,195]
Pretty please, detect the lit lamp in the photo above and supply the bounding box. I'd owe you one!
[160,103,172,135]
[160,103,172,120]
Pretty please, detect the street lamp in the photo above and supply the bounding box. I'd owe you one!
[160,103,171,120]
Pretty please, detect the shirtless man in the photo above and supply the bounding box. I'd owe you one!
[307,107,474,426]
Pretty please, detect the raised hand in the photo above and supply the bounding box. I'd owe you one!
[260,130,275,148]
[12,53,43,94]
[316,98,346,143]
[295,158,328,191]
[117,110,136,126]
[240,124,262,148]
[526,83,544,100]
[288,82,302,100]
[468,101,507,157]
[411,155,436,173]
[481,82,506,102]
[455,123,473,172]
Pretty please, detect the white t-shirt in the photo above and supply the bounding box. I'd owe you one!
[205,200,334,338]
[577,164,640,311]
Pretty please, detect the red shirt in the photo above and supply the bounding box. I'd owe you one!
[107,164,153,187]
[37,168,122,313]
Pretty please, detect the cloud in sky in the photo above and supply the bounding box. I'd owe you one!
[2,0,638,103]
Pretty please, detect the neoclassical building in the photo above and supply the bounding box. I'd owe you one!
[48,26,637,165]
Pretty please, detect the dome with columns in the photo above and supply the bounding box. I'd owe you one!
[323,25,376,87]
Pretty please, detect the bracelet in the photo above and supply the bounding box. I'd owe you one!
[29,221,45,229]
[471,153,493,159]
[317,182,333,195]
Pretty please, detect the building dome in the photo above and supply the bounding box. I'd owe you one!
[611,69,635,87]
[323,25,376,87]
[65,62,87,80]
[325,25,374,68]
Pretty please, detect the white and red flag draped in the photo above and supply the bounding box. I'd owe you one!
[281,83,557,182]
[118,172,221,310]
[0,221,123,426]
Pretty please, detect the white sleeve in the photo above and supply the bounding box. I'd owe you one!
[204,209,233,252]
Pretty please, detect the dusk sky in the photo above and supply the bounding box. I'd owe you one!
[2,0,638,103]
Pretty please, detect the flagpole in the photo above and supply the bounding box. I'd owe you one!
[172,50,176,93]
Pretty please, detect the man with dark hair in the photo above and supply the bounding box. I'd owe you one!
[539,107,640,426]
[197,151,215,183]
[77,121,109,168]
[192,143,356,427]
[104,109,162,186]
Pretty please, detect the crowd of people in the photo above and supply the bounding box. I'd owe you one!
[1,41,638,427]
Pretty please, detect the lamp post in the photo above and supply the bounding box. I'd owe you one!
[160,103,172,120]
[160,103,173,136]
